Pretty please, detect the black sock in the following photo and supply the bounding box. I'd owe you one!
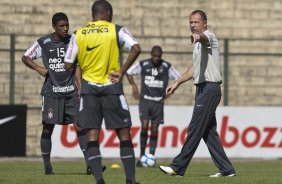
[76,129,88,167]
[41,132,52,172]
[149,135,158,155]
[120,140,136,184]
[140,130,148,157]
[87,141,103,182]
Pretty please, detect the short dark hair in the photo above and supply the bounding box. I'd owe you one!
[151,45,163,54]
[92,0,113,18]
[52,12,68,25]
[190,10,207,22]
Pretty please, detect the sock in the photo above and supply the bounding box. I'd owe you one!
[149,135,158,155]
[140,130,148,157]
[87,141,104,182]
[120,140,136,184]
[76,129,88,167]
[41,132,52,172]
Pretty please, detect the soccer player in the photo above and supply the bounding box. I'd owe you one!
[126,45,180,166]
[159,10,236,177]
[22,12,90,175]
[64,1,141,184]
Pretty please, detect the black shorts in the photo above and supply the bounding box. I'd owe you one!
[42,95,79,125]
[139,98,164,124]
[78,94,132,129]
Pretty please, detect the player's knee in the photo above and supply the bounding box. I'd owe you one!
[150,134,158,140]
[76,128,87,136]
[42,124,54,134]
[41,132,52,139]
[120,140,133,148]
[87,141,99,149]
[141,129,147,136]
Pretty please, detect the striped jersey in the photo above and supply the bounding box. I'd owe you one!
[127,59,180,102]
[24,34,77,97]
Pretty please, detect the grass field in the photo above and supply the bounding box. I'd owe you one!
[0,158,281,184]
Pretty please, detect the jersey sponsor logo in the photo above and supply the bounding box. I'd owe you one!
[50,49,55,52]
[86,44,102,51]
[49,47,66,72]
[49,58,65,72]
[0,115,16,126]
[52,85,75,93]
[43,38,51,44]
[144,75,164,88]
[28,43,40,58]
[81,27,109,35]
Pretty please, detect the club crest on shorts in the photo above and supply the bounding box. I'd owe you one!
[48,108,54,119]
[123,118,130,123]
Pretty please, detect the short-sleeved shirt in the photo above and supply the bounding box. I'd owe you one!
[65,20,138,95]
[127,59,180,102]
[192,30,222,84]
[24,34,77,97]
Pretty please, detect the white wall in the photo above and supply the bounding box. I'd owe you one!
[52,106,282,158]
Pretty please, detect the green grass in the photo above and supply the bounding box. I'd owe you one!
[0,158,281,184]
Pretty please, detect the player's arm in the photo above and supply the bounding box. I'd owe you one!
[108,45,141,83]
[22,41,48,77]
[126,62,141,100]
[166,64,193,95]
[126,74,139,100]
[119,44,141,76]
[74,64,82,97]
[191,31,210,47]
[108,27,141,83]
[64,33,78,71]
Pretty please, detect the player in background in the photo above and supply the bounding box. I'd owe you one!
[159,10,236,178]
[64,0,141,184]
[126,45,180,166]
[22,12,91,175]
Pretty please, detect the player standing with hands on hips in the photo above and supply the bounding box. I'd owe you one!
[22,12,90,175]
[159,10,236,177]
[126,45,180,166]
[64,1,141,184]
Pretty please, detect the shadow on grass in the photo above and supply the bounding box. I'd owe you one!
[52,172,90,176]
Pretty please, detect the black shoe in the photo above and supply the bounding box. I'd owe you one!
[86,166,92,175]
[126,179,140,184]
[97,179,106,184]
[45,168,54,175]
[102,165,106,172]
[86,165,107,175]
[136,160,143,167]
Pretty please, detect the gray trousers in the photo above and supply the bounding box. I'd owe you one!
[170,82,235,176]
